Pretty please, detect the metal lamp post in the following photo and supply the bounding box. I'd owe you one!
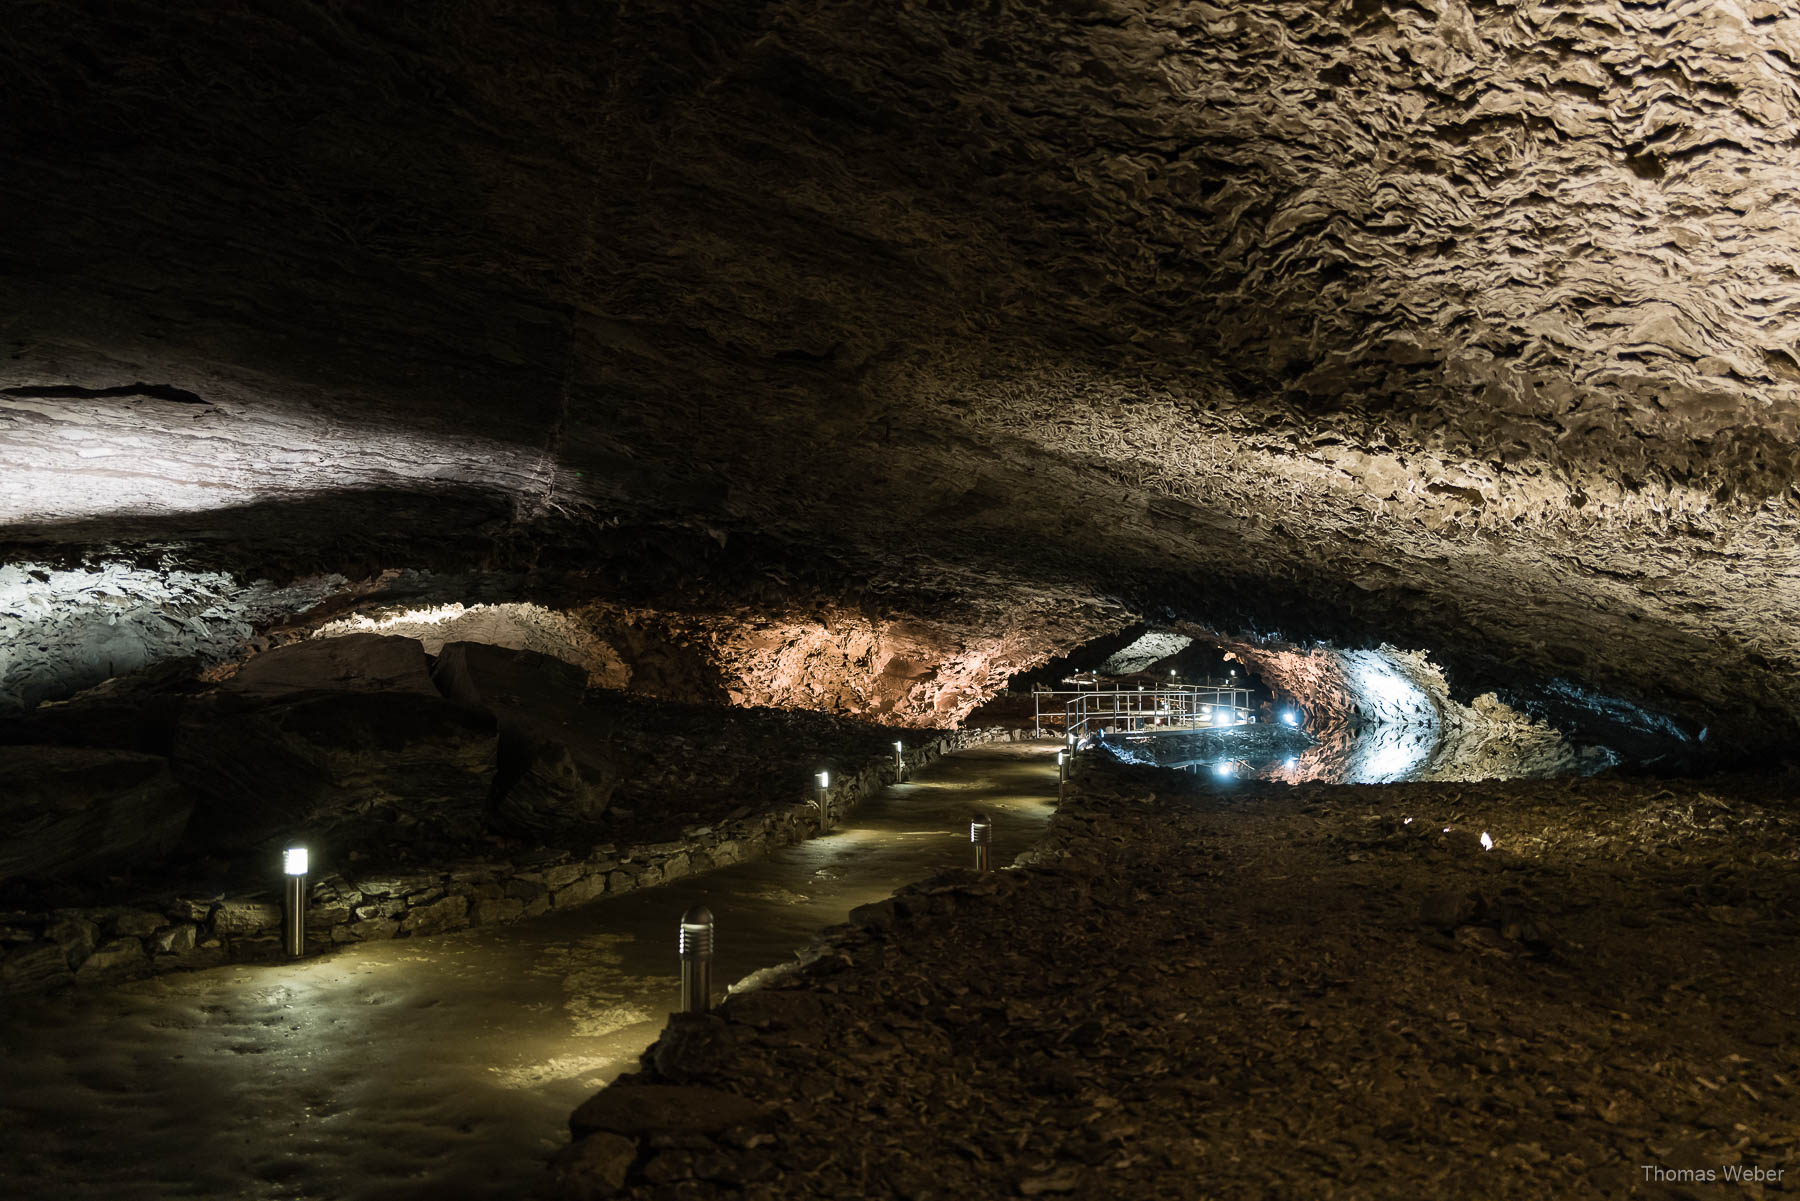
[283,846,308,958]
[815,770,830,831]
[679,905,714,1013]
[971,812,992,872]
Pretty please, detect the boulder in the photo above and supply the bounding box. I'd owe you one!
[174,639,497,850]
[0,942,74,992]
[223,634,440,698]
[0,746,193,882]
[432,642,623,835]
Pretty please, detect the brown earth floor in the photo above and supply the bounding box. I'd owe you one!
[556,756,1800,1199]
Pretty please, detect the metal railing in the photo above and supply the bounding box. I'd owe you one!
[1033,684,1249,736]
[1062,688,1255,742]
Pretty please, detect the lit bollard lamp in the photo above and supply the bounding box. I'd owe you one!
[679,905,714,1014]
[971,812,992,872]
[283,846,308,958]
[893,740,905,779]
[815,770,830,831]
[1057,749,1066,801]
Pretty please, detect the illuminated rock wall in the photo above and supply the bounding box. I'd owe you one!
[2,3,1797,758]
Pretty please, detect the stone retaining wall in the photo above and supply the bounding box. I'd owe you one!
[0,727,1028,996]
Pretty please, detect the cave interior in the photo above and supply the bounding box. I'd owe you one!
[4,1,1800,1197]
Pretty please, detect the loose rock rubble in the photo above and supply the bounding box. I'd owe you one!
[555,757,1800,1198]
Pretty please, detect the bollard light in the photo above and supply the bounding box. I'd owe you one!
[678,905,715,1014]
[970,812,992,872]
[815,771,830,831]
[283,845,308,958]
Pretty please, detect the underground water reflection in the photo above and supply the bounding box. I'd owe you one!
[0,742,1061,1201]
[1149,720,1613,784]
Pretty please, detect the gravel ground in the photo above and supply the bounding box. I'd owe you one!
[550,755,1800,1199]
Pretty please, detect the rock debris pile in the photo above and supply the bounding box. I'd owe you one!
[554,756,1800,1198]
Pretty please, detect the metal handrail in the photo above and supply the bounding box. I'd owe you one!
[1033,684,1248,736]
[1063,688,1256,742]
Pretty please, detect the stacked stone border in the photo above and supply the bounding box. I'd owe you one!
[0,728,1030,996]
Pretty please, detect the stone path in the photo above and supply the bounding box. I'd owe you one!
[0,742,1062,1201]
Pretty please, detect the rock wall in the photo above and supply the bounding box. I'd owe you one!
[0,727,1026,996]
[307,600,1121,730]
[0,561,347,714]
[1201,632,1612,778]
[5,2,1800,760]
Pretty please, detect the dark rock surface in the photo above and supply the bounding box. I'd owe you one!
[1,3,1797,757]
[433,640,624,836]
[0,725,1027,995]
[173,648,498,852]
[559,755,1800,1197]
[222,632,441,698]
[0,746,192,883]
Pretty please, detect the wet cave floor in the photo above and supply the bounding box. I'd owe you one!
[0,744,1059,1201]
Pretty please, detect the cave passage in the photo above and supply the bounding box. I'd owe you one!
[8,0,1800,1195]
[0,743,1056,1201]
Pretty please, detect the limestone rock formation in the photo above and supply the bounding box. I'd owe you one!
[0,747,192,882]
[432,641,623,835]
[1,2,1798,759]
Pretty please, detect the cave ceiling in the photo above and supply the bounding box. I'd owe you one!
[3,1,1799,756]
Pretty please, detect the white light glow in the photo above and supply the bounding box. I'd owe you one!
[284,846,308,876]
[1358,735,1430,781]
[0,389,558,525]
[1213,761,1235,779]
[1480,831,1494,851]
[817,771,829,789]
[1281,709,1300,726]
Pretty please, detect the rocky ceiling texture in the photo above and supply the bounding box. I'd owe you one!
[3,1,1799,760]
